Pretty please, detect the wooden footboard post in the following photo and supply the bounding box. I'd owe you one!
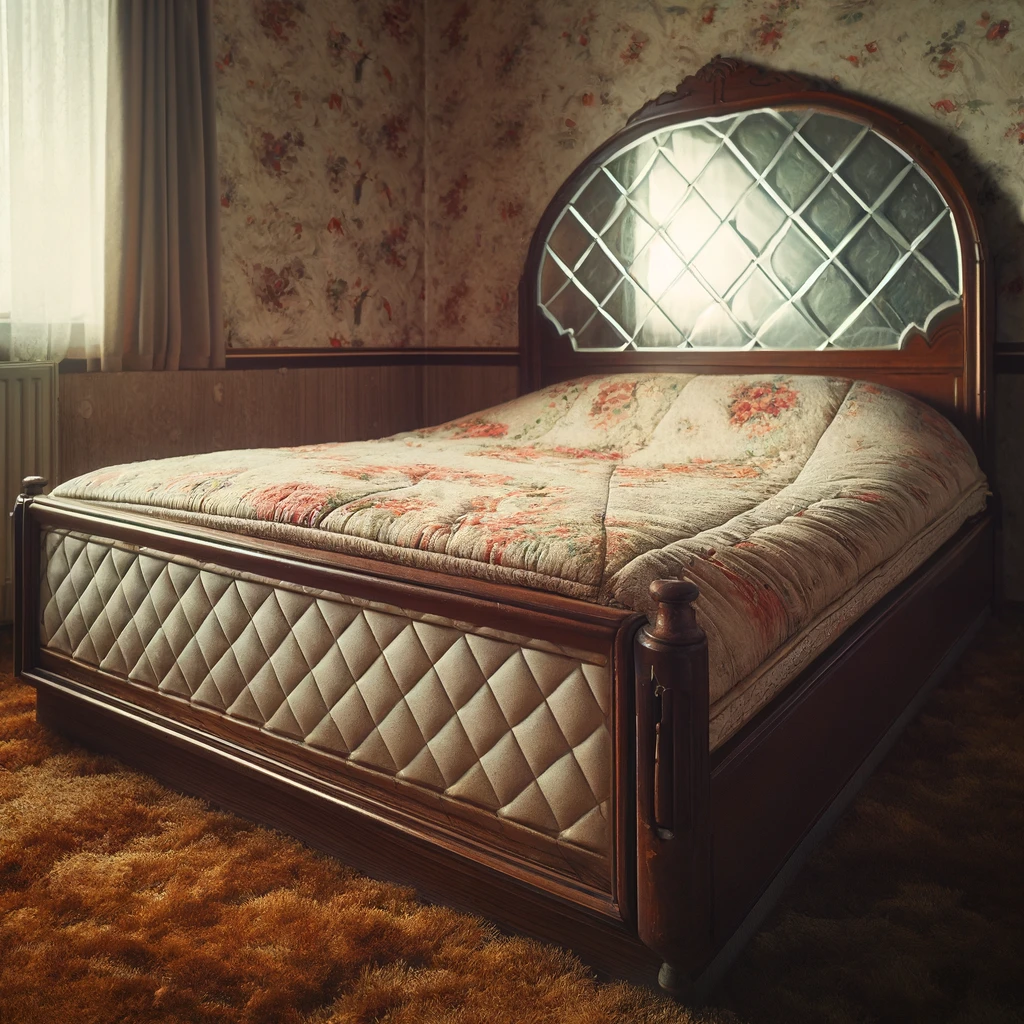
[634,579,711,995]
[12,476,46,678]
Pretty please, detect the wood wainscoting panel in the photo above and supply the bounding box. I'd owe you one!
[59,365,424,483]
[421,363,519,427]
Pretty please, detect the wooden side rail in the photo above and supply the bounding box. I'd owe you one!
[634,579,712,994]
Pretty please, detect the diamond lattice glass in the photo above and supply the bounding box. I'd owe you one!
[539,107,962,352]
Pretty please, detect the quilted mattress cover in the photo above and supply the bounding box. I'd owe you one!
[53,372,987,739]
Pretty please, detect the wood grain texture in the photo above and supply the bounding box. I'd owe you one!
[58,365,424,483]
[994,374,1023,599]
[421,364,518,427]
[223,347,520,369]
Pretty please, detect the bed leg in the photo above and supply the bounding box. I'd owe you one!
[658,962,696,1000]
[634,578,712,996]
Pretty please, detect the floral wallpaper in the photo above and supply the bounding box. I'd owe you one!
[424,0,1024,351]
[211,1,1023,354]
[213,0,424,349]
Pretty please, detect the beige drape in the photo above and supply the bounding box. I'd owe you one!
[99,0,223,371]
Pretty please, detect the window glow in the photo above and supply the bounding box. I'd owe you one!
[540,108,962,353]
[0,0,109,360]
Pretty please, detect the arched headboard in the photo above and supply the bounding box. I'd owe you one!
[518,57,990,464]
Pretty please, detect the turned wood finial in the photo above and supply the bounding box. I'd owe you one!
[21,476,47,496]
[648,578,704,644]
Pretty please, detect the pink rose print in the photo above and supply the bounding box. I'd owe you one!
[246,482,337,527]
[342,495,429,517]
[444,418,509,439]
[729,382,799,436]
[589,379,637,429]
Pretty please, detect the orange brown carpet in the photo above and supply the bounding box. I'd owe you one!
[1,611,1022,1024]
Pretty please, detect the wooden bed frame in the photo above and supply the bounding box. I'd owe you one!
[14,59,993,996]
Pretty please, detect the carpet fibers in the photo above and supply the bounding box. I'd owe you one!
[1,610,1022,1024]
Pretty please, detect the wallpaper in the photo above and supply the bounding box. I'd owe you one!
[424,0,1024,351]
[212,0,1023,354]
[213,0,424,350]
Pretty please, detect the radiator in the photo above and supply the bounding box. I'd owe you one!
[1,362,59,623]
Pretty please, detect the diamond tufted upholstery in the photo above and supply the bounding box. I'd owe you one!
[39,529,612,854]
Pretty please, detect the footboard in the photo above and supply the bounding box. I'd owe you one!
[12,483,668,982]
[12,482,991,994]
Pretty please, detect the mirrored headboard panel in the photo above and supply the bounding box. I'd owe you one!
[519,58,989,462]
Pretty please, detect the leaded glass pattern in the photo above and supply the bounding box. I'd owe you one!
[539,108,962,352]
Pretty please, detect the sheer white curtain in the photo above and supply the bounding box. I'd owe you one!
[0,0,109,362]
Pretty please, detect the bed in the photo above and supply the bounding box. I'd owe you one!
[13,58,993,995]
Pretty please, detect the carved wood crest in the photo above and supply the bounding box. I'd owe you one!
[627,55,832,126]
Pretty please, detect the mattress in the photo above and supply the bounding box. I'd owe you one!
[53,372,987,745]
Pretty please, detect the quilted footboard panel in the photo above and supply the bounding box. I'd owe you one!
[38,529,613,859]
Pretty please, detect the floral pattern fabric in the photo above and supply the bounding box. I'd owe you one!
[55,374,987,706]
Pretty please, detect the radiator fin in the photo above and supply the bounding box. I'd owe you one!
[1,362,58,623]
